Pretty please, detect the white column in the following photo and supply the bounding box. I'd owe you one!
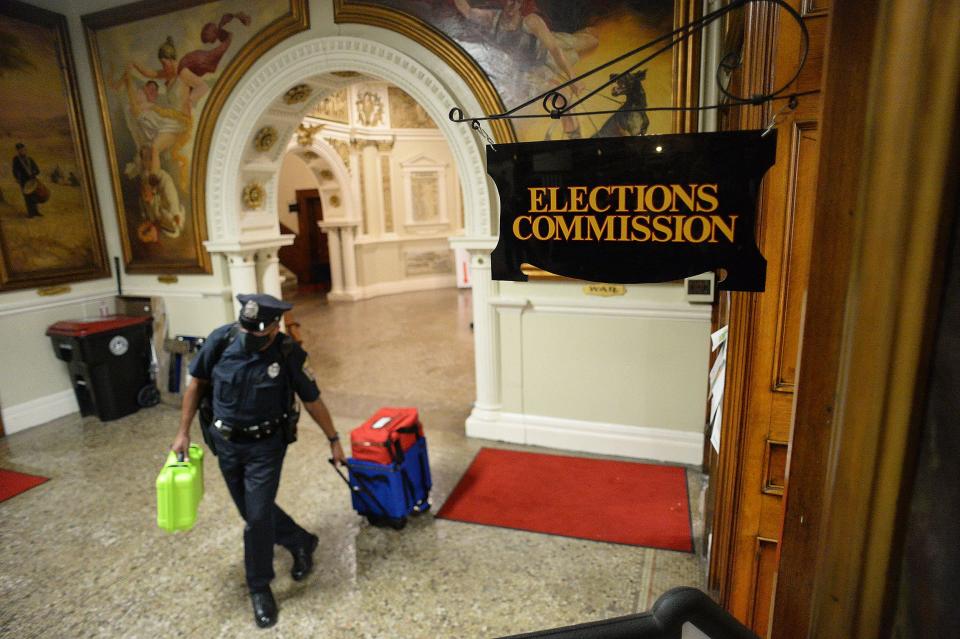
[257,249,282,299]
[226,251,258,315]
[342,224,359,297]
[466,250,502,426]
[319,220,360,302]
[206,237,294,314]
[325,226,345,297]
[349,137,366,236]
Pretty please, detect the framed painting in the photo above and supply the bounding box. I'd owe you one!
[0,1,109,291]
[83,0,308,274]
[334,0,700,144]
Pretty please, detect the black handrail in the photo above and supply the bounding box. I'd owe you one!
[499,587,759,639]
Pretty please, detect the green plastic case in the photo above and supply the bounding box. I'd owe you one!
[156,444,204,532]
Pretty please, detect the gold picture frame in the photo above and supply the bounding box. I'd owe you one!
[0,1,109,291]
[83,0,309,274]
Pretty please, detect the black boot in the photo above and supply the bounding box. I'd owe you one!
[291,533,319,581]
[250,588,278,628]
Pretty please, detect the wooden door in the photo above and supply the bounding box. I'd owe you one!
[278,189,331,291]
[708,1,829,635]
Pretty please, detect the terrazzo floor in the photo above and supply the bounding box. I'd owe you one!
[0,288,705,638]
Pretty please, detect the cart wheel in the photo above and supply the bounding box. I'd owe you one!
[137,384,160,407]
[390,517,407,530]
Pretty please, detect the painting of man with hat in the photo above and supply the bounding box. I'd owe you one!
[0,2,107,290]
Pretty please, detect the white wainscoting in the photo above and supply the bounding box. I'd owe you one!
[467,411,703,465]
[2,389,78,435]
[351,274,456,300]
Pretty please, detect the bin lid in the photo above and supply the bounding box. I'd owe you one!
[46,315,152,337]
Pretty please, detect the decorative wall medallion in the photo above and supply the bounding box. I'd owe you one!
[284,83,312,105]
[242,183,266,210]
[253,126,278,152]
[329,195,341,207]
[296,123,323,146]
[319,169,334,181]
[356,91,384,127]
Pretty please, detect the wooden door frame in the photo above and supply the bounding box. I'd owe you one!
[707,0,781,604]
[772,0,960,636]
[296,188,322,258]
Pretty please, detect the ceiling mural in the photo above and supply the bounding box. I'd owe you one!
[335,0,696,143]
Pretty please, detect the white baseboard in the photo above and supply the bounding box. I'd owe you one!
[466,409,525,443]
[354,275,456,301]
[2,389,78,435]
[327,291,363,302]
[466,409,703,465]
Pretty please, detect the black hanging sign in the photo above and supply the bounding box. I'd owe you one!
[489,131,776,291]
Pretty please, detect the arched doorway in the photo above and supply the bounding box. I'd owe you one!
[203,36,501,430]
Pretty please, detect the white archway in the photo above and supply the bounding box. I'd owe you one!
[203,35,503,430]
[205,37,491,247]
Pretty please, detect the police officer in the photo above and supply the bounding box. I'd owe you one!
[172,293,347,629]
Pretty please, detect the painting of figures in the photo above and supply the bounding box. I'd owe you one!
[0,2,108,290]
[83,0,305,273]
[336,0,692,142]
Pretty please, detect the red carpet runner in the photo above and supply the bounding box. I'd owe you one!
[0,468,49,503]
[437,448,693,551]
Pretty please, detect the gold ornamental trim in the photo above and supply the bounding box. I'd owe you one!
[37,285,72,297]
[583,284,626,297]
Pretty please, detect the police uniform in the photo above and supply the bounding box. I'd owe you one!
[189,294,320,603]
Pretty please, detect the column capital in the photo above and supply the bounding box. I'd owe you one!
[204,235,294,257]
[448,235,498,253]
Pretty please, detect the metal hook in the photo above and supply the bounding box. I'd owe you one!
[761,100,792,137]
[471,120,497,151]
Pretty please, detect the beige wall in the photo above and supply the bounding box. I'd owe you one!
[492,280,711,462]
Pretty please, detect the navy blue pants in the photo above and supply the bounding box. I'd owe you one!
[212,428,311,592]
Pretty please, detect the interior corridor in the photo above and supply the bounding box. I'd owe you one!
[0,288,703,638]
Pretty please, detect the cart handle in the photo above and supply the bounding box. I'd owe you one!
[327,458,352,488]
[327,458,392,518]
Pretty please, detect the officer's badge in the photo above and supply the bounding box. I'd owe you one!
[242,300,259,320]
[267,362,281,378]
[302,359,316,382]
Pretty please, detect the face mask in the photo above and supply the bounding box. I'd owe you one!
[241,331,272,353]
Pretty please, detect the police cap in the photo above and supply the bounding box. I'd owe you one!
[237,293,292,332]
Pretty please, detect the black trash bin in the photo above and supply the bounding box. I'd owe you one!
[46,315,158,421]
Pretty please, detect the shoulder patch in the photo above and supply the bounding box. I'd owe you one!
[302,359,316,382]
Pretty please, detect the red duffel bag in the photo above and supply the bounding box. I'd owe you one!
[350,407,424,465]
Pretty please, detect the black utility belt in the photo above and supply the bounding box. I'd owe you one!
[213,416,286,442]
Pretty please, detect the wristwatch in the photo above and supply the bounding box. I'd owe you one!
[327,433,340,444]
